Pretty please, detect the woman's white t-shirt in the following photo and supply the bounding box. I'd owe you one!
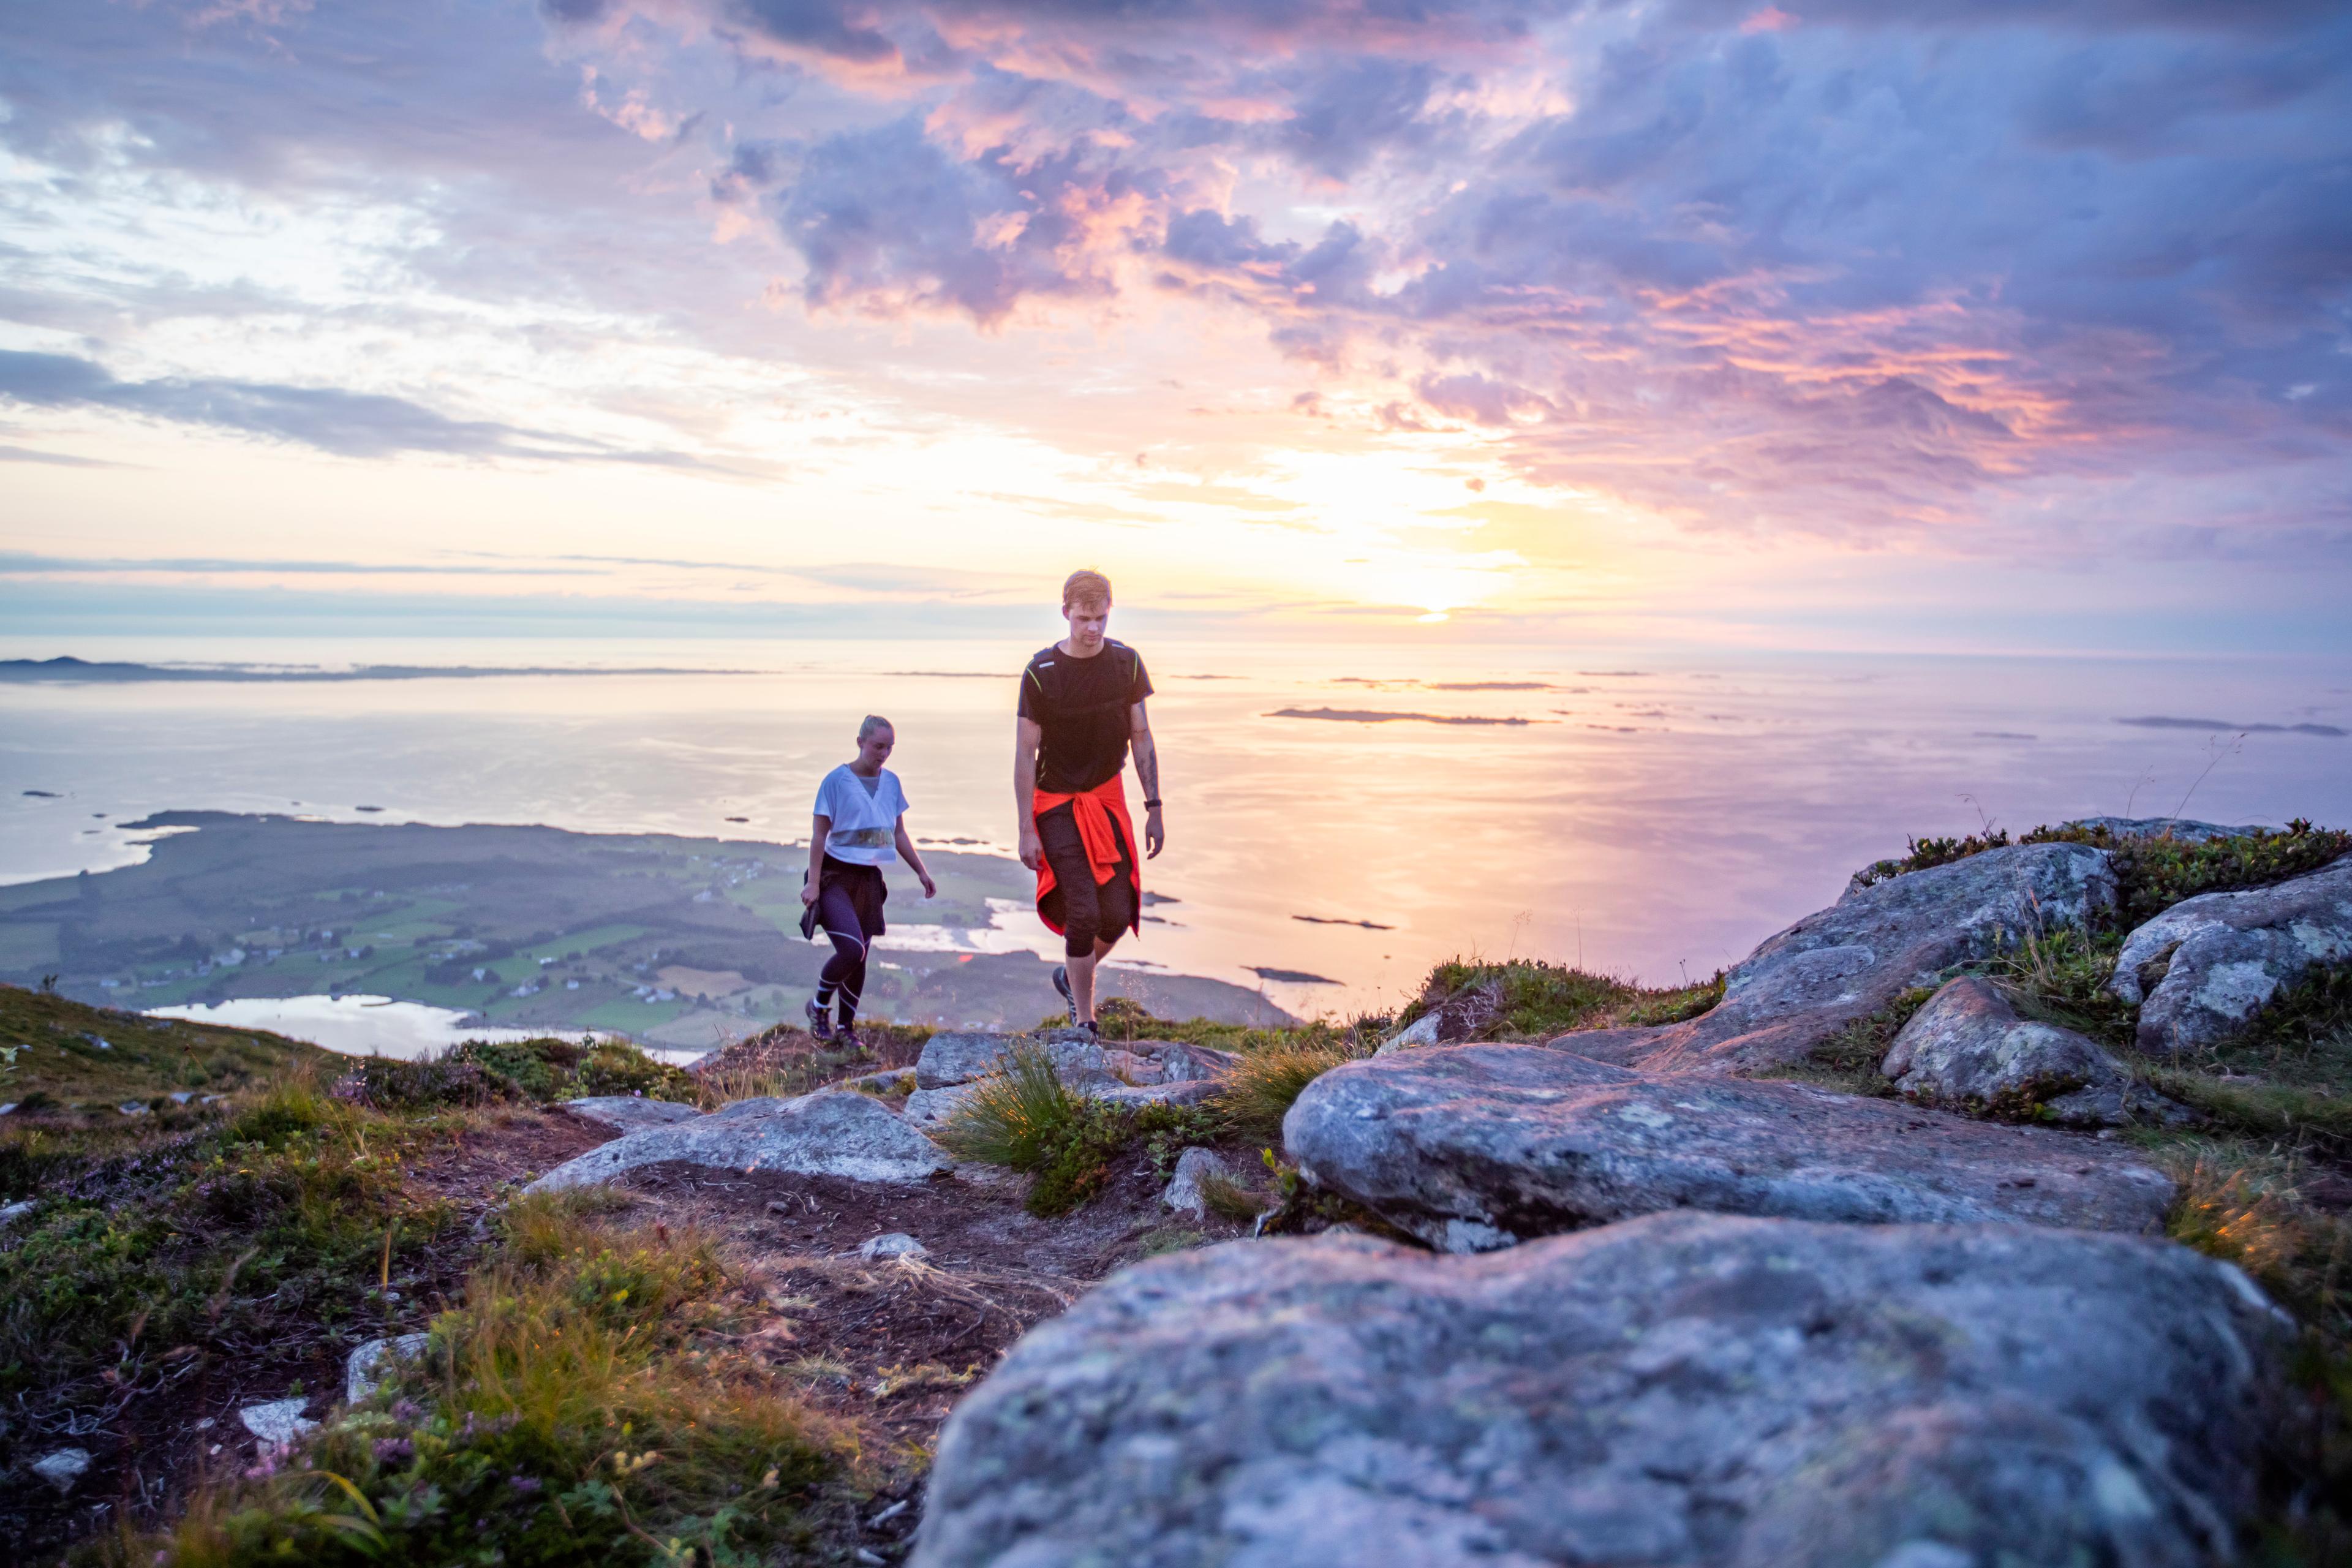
[813,766,909,865]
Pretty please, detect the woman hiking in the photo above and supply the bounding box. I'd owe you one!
[799,714,935,1046]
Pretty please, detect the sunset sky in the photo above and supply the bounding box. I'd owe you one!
[2,1,2347,652]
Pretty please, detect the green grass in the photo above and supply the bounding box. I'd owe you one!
[137,1193,847,1567]
[436,1036,699,1106]
[0,1068,461,1529]
[1219,1040,1368,1142]
[1393,958,1725,1043]
[0,982,331,1109]
[2128,1135,2352,1564]
[934,1046,1227,1218]
[1752,987,1937,1097]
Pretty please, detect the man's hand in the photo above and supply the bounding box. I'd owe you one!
[919,870,938,899]
[1144,804,1165,860]
[1019,823,1043,872]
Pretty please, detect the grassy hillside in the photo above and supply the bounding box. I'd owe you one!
[0,982,330,1111]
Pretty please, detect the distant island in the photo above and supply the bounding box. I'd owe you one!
[0,812,1294,1041]
[0,656,756,683]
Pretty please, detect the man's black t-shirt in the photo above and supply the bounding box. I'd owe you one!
[1019,639,1153,794]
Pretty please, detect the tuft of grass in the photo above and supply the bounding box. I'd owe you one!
[1218,1041,1363,1142]
[1392,957,1724,1044]
[1987,925,2136,1049]
[1753,987,1936,1096]
[2145,1141,2351,1563]
[141,1193,846,1567]
[933,1049,1131,1217]
[1196,1170,1267,1223]
[442,1036,699,1106]
[935,1049,1234,1218]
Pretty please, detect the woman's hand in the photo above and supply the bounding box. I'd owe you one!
[1018,823,1043,872]
[919,870,938,899]
[800,881,818,908]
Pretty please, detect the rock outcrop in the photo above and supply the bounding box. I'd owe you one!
[2110,853,2352,1055]
[1284,1045,2174,1251]
[527,1089,950,1191]
[907,1031,1237,1116]
[1554,842,2119,1074]
[1882,976,2185,1126]
[916,1216,2287,1568]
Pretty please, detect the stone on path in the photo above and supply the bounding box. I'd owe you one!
[560,1095,704,1133]
[239,1397,317,1447]
[1161,1147,1235,1216]
[1285,1045,2174,1251]
[1882,976,2186,1127]
[2110,853,2352,1055]
[345,1332,433,1405]
[916,1215,2286,1568]
[31,1447,91,1493]
[1558,842,2119,1074]
[858,1231,929,1260]
[916,1031,1106,1090]
[527,1089,949,1192]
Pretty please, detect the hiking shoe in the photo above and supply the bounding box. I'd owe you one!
[837,1023,864,1053]
[1052,963,1074,1008]
[804,996,834,1041]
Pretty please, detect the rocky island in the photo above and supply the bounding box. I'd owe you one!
[2,816,2346,1566]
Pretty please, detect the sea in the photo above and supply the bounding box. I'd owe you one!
[5,635,2349,1043]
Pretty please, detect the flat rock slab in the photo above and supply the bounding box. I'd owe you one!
[2112,853,2352,1055]
[916,1031,1107,1090]
[1883,976,2184,1127]
[917,1215,2286,1568]
[1285,1046,2174,1251]
[903,1083,981,1129]
[1556,842,2119,1073]
[560,1095,704,1133]
[527,1089,949,1191]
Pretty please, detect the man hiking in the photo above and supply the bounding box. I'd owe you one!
[1014,569,1163,1038]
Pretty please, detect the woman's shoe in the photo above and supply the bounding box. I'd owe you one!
[1052,964,1074,1009]
[836,1023,864,1052]
[804,996,834,1041]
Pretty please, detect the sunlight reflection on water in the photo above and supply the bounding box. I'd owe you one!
[6,635,2349,1019]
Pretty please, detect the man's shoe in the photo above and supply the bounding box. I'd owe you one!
[804,996,834,1042]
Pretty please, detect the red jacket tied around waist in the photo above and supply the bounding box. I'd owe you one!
[1031,774,1141,938]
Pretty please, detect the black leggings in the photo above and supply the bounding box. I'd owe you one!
[813,860,886,1025]
[1037,802,1136,959]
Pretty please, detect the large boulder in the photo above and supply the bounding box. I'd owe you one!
[916,1215,2287,1568]
[527,1089,949,1191]
[1882,976,2185,1127]
[916,1031,1107,1090]
[2110,854,2352,1055]
[1284,1045,2173,1251]
[1561,842,2118,1074]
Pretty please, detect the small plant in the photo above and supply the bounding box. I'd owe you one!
[933,1049,1131,1217]
[1755,988,1936,1096]
[143,1196,845,1566]
[1216,1041,1362,1142]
